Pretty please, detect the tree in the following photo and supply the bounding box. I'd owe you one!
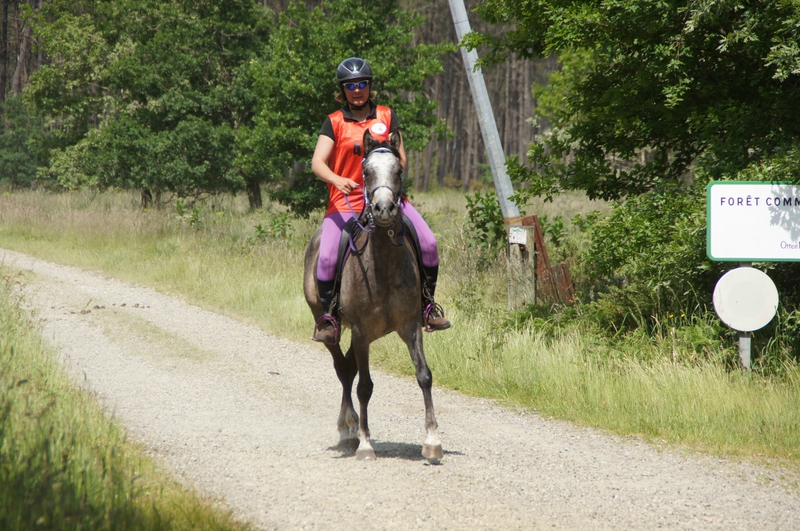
[465,0,800,201]
[27,0,270,203]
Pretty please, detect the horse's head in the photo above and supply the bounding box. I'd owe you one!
[362,129,403,227]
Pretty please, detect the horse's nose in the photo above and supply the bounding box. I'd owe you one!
[373,200,396,225]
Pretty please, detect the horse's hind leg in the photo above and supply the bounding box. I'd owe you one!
[328,344,359,451]
[402,325,443,461]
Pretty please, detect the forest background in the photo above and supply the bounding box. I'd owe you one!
[0,0,544,199]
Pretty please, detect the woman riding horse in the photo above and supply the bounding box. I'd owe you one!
[310,57,450,344]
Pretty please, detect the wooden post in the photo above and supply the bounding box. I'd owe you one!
[507,222,536,310]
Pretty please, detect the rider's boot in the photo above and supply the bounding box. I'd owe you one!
[312,279,340,345]
[422,265,451,332]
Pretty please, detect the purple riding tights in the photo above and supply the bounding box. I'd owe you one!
[316,202,439,282]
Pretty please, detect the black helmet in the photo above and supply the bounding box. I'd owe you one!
[336,57,373,84]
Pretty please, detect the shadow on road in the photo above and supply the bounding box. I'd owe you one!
[328,440,465,461]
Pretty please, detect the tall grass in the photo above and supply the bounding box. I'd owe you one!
[427,320,800,458]
[1,189,799,468]
[0,276,251,530]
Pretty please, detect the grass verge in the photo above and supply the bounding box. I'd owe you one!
[0,275,251,530]
[1,189,799,473]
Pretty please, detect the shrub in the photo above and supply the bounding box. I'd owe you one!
[576,185,725,331]
[464,190,505,263]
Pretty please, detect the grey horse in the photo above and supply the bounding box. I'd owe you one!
[303,130,443,461]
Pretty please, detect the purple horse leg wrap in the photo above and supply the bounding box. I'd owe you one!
[317,212,355,282]
[400,202,440,268]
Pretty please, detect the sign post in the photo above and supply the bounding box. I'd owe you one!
[711,265,778,370]
[706,181,800,368]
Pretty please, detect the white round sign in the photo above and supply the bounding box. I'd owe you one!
[712,267,779,332]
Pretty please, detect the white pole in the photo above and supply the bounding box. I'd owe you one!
[738,262,753,370]
[447,0,520,222]
[738,332,751,370]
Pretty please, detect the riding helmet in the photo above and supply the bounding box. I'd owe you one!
[336,57,373,84]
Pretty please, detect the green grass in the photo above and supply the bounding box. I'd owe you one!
[1,189,799,475]
[0,275,251,530]
[428,323,800,459]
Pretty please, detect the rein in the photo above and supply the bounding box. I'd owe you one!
[343,191,371,253]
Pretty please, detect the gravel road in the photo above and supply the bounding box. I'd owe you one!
[2,247,799,530]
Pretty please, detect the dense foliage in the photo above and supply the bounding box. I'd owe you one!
[21,0,449,210]
[26,0,268,199]
[466,0,800,201]
[462,0,800,353]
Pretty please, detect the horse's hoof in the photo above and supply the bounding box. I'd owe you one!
[356,448,376,461]
[422,444,443,461]
[338,438,359,452]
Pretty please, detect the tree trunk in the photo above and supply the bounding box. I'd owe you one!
[245,174,262,210]
[141,189,154,208]
[11,22,30,94]
[422,141,433,192]
[36,0,42,71]
[0,0,8,105]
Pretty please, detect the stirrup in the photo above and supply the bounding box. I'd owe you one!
[423,302,450,332]
[313,314,340,345]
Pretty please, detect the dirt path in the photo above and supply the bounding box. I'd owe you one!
[2,247,798,530]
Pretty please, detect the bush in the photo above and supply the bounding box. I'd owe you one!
[464,190,505,263]
[542,178,800,371]
[575,185,726,331]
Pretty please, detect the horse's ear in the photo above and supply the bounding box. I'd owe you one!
[389,130,401,151]
[363,130,377,155]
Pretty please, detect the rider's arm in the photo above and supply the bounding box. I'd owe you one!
[311,135,359,195]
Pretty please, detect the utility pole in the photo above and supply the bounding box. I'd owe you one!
[447,0,519,221]
[447,0,534,309]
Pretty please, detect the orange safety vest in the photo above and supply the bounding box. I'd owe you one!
[325,105,393,216]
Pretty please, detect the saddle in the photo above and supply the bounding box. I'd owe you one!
[327,213,428,317]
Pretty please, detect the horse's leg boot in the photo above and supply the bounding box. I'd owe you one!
[313,279,340,345]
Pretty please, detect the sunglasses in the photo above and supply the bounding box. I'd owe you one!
[343,80,369,91]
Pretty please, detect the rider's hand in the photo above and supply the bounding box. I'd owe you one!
[335,177,359,195]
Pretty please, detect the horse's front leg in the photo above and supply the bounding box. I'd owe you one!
[328,343,359,451]
[352,332,375,460]
[401,324,443,461]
